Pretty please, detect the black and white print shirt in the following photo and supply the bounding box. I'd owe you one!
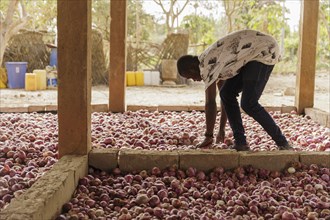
[198,30,281,89]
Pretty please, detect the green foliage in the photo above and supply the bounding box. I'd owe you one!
[127,0,156,42]
[317,0,330,70]
[235,0,289,39]
[0,1,57,32]
[283,31,299,59]
[24,0,57,32]
[1,0,328,74]
[92,0,111,41]
[181,15,216,47]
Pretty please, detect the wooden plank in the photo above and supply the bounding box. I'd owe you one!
[109,0,127,112]
[57,0,92,157]
[305,107,330,127]
[28,105,45,113]
[91,104,108,112]
[158,105,189,112]
[127,105,158,111]
[45,105,58,112]
[0,107,28,113]
[295,0,319,114]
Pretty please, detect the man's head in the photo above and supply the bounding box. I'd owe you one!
[177,55,202,81]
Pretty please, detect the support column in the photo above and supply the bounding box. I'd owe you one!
[295,0,319,114]
[57,0,92,157]
[109,0,127,112]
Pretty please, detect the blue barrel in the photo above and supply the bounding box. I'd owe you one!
[50,48,57,67]
[5,62,28,89]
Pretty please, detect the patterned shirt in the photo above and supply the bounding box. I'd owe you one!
[198,30,281,89]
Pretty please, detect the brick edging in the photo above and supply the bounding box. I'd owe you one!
[89,149,330,172]
[0,105,298,113]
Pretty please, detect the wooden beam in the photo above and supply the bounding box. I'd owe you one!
[295,0,319,114]
[109,0,127,112]
[58,0,92,157]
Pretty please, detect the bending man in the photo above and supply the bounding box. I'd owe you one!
[177,29,292,151]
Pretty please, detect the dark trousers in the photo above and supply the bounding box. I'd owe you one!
[220,61,288,146]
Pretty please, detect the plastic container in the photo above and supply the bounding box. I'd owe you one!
[47,71,57,88]
[126,71,136,86]
[47,78,57,88]
[0,68,7,89]
[151,70,160,85]
[143,70,152,85]
[5,62,28,89]
[50,48,57,67]
[135,71,144,86]
[25,73,37,91]
[33,69,47,90]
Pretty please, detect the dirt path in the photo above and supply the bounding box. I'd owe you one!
[0,72,329,113]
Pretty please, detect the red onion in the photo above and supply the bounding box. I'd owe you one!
[62,202,73,213]
[151,167,161,176]
[196,171,206,181]
[135,194,149,205]
[171,198,182,208]
[186,167,196,177]
[153,207,164,218]
[148,195,160,208]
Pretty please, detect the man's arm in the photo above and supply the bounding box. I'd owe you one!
[197,81,217,148]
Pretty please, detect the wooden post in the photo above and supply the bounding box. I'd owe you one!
[109,0,127,112]
[295,0,319,114]
[57,0,92,157]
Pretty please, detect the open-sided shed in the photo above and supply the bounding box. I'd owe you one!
[57,0,322,157]
[1,1,329,219]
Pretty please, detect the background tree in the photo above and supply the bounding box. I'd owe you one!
[317,0,330,69]
[0,0,328,76]
[235,0,288,39]
[92,0,111,43]
[127,0,158,70]
[181,15,217,54]
[0,0,30,66]
[24,0,56,33]
[221,0,243,33]
[153,0,190,34]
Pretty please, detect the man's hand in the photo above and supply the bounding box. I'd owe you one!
[216,130,225,144]
[196,136,213,148]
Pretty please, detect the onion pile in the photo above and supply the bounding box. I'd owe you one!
[91,110,330,151]
[0,113,58,209]
[0,110,329,210]
[57,164,330,219]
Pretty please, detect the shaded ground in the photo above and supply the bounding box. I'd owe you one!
[0,72,329,113]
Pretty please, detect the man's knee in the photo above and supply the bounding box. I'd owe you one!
[220,87,233,102]
[241,99,256,115]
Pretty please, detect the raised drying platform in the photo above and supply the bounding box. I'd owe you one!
[1,150,329,220]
